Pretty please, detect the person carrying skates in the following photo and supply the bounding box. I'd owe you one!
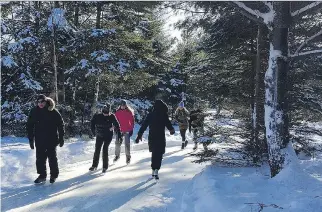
[135,100,175,180]
[89,104,121,173]
[174,101,189,149]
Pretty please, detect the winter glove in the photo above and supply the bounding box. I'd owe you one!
[59,137,64,147]
[129,130,133,137]
[170,129,175,135]
[29,138,34,150]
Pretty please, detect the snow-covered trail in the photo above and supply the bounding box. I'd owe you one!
[2,143,207,212]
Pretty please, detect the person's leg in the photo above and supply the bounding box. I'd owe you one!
[102,138,112,169]
[47,146,59,178]
[151,151,163,179]
[36,147,47,178]
[114,133,122,158]
[180,128,186,149]
[193,129,198,150]
[124,133,131,160]
[92,137,104,168]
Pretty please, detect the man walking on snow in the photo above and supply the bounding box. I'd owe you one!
[135,100,175,180]
[27,94,65,184]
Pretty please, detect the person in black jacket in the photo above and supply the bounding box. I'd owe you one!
[135,100,175,180]
[27,94,65,184]
[189,108,208,151]
[89,104,121,173]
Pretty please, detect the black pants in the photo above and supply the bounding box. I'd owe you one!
[180,129,187,141]
[36,147,59,178]
[92,136,112,169]
[151,151,163,170]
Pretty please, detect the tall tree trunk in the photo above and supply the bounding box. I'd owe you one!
[74,2,79,27]
[91,76,101,117]
[254,25,263,148]
[34,2,40,34]
[96,2,102,29]
[89,2,103,118]
[52,23,59,104]
[265,2,291,177]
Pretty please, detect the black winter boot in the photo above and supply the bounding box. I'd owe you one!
[50,176,57,183]
[126,156,131,164]
[34,175,46,184]
[113,156,120,162]
[89,166,97,171]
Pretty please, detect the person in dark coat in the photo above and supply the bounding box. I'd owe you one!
[89,104,121,173]
[27,94,65,184]
[189,108,208,151]
[135,100,175,179]
[174,101,190,149]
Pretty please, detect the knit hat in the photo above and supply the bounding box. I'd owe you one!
[37,94,47,101]
[102,104,111,114]
[179,101,184,107]
[120,99,127,106]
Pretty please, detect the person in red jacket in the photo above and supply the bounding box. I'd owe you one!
[114,100,135,164]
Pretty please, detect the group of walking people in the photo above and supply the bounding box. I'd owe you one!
[27,94,207,184]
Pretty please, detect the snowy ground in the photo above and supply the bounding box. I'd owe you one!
[2,123,322,212]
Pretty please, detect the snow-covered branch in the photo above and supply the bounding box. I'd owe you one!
[290,49,322,58]
[294,29,322,55]
[232,2,274,27]
[233,2,264,22]
[291,2,322,17]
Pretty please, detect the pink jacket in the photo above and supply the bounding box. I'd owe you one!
[115,109,135,133]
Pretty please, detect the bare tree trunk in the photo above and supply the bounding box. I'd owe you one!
[265,2,291,177]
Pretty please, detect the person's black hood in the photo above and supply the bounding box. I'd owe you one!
[153,99,168,114]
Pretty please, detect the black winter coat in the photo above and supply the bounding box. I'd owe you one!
[137,100,175,154]
[189,109,206,131]
[91,113,121,139]
[27,98,64,149]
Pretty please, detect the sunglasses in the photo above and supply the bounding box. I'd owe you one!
[37,100,46,104]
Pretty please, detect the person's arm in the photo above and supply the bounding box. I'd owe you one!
[91,114,97,136]
[26,108,36,149]
[165,114,175,135]
[111,114,121,138]
[136,113,151,141]
[55,110,65,147]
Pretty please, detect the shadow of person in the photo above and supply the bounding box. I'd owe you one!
[1,164,128,211]
[72,178,157,211]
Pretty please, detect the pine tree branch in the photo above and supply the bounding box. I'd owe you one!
[290,49,322,58]
[293,29,322,55]
[291,2,322,17]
